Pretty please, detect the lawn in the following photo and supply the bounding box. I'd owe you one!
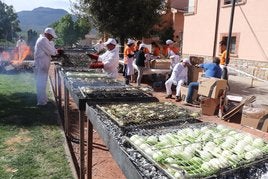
[0,71,74,179]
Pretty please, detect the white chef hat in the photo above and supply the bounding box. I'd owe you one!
[166,39,174,45]
[139,43,146,50]
[103,38,117,46]
[127,39,135,45]
[44,27,57,38]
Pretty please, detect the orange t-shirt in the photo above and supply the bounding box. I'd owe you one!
[162,46,168,57]
[220,50,227,65]
[123,46,135,64]
[152,47,160,56]
[134,45,139,52]
[144,47,150,54]
[170,46,179,54]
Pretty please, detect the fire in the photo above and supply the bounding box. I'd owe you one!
[1,51,10,61]
[11,44,31,65]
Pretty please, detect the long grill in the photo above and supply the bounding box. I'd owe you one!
[59,68,158,110]
[56,50,94,67]
[96,102,200,130]
[124,122,268,178]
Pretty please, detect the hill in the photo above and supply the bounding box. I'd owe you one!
[17,7,70,32]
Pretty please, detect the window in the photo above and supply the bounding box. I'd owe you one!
[220,33,240,56]
[223,0,245,6]
[184,0,197,15]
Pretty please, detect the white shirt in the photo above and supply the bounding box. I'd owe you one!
[34,34,57,71]
[169,62,188,83]
[16,39,26,48]
[99,48,119,79]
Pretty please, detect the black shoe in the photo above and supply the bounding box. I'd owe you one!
[165,94,172,99]
[175,96,182,102]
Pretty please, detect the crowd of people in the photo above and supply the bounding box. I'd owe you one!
[32,27,227,107]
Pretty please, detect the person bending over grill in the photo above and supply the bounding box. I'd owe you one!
[34,27,62,106]
[165,58,191,102]
[88,38,119,79]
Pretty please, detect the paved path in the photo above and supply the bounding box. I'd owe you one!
[227,74,268,106]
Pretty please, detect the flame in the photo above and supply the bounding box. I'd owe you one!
[1,51,11,61]
[11,44,31,65]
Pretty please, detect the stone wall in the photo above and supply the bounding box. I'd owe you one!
[183,54,268,81]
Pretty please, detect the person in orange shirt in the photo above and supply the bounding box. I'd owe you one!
[123,39,135,84]
[219,40,229,80]
[151,41,160,58]
[161,44,168,57]
[219,40,227,69]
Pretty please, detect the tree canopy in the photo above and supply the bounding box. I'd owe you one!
[73,0,166,45]
[52,14,91,46]
[0,1,21,41]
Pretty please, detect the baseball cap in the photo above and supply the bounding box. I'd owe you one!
[127,39,135,45]
[166,39,174,45]
[139,43,146,50]
[104,38,117,46]
[44,28,57,38]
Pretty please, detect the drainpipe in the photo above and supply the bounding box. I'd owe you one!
[226,0,236,65]
[213,0,221,58]
[222,0,236,80]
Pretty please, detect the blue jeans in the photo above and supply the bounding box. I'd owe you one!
[186,82,200,103]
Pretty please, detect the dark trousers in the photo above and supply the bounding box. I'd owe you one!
[186,82,200,103]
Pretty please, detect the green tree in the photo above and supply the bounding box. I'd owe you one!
[53,14,75,46]
[74,16,91,40]
[27,29,38,48]
[0,1,20,41]
[73,0,165,46]
[52,14,91,46]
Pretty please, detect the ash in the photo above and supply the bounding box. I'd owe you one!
[0,60,34,73]
[94,107,168,178]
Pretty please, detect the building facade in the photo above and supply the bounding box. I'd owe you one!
[173,0,268,80]
[182,0,268,63]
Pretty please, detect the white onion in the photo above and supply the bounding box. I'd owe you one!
[221,141,233,149]
[174,171,184,178]
[165,157,175,164]
[225,136,237,144]
[144,148,154,156]
[243,135,254,144]
[221,150,232,158]
[244,145,255,152]
[139,143,150,150]
[146,135,158,144]
[170,147,183,156]
[245,151,255,160]
[199,150,213,161]
[252,138,265,148]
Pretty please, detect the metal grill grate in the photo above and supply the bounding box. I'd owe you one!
[125,123,268,178]
[96,102,200,128]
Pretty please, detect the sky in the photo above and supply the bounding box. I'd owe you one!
[3,0,74,13]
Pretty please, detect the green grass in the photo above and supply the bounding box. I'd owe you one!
[0,72,74,179]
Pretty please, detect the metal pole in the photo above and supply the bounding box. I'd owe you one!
[225,0,236,65]
[222,0,236,80]
[213,0,221,58]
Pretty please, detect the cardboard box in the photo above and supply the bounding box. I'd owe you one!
[241,114,268,132]
[180,86,198,102]
[188,66,203,84]
[198,78,227,99]
[201,98,220,116]
[189,56,204,65]
[150,59,170,69]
